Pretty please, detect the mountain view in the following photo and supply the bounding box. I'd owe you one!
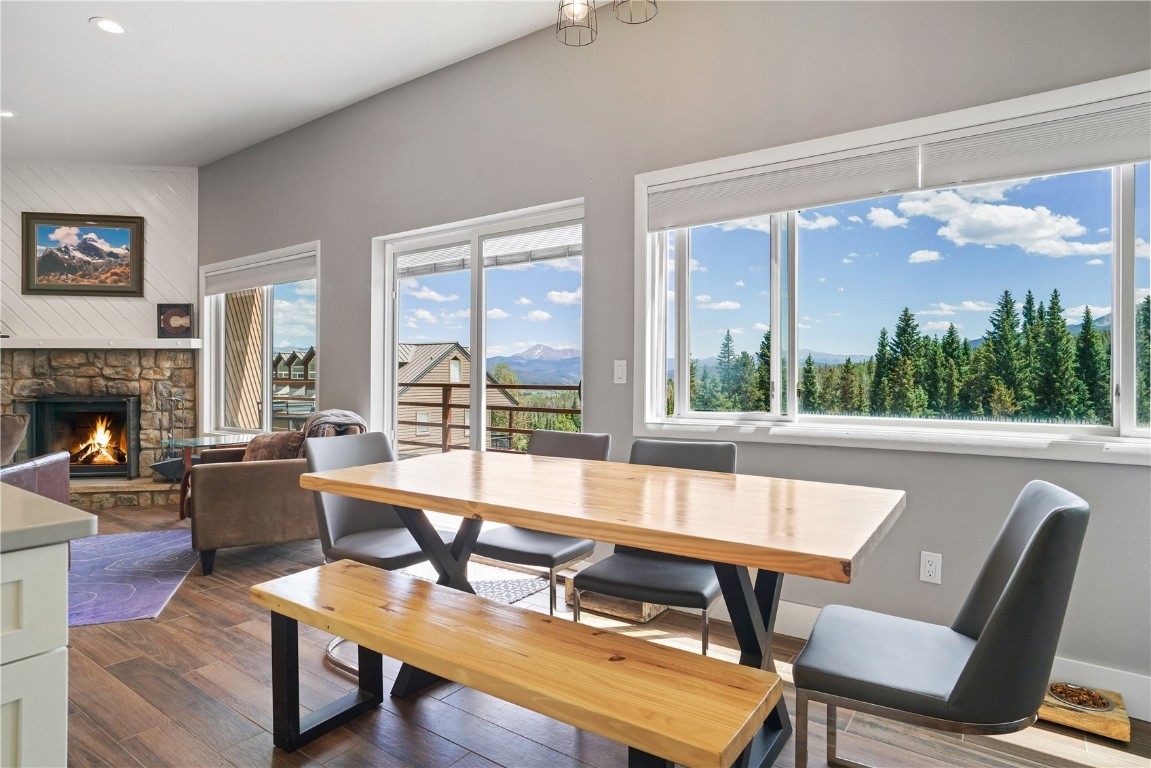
[487,344,582,384]
[36,232,132,284]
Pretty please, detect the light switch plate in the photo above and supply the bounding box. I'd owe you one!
[613,360,627,384]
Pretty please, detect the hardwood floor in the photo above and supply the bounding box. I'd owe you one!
[69,505,1150,768]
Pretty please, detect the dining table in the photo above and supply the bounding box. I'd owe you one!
[299,448,906,767]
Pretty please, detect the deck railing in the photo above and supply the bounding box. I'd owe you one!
[396,382,581,455]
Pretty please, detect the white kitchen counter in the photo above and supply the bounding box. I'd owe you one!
[1,484,96,552]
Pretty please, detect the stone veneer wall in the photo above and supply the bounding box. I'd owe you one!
[0,348,197,481]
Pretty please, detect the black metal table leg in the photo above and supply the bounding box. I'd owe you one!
[389,510,483,698]
[271,611,384,752]
[715,564,793,768]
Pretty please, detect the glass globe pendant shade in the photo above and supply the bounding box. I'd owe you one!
[556,0,597,46]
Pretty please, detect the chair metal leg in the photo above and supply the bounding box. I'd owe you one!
[549,566,559,616]
[572,588,581,622]
[701,608,709,656]
[795,689,809,768]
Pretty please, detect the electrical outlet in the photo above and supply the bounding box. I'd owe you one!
[920,551,942,584]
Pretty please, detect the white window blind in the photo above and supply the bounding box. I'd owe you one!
[480,222,583,267]
[203,251,317,295]
[648,94,1151,232]
[395,243,471,279]
[648,146,920,231]
[921,96,1151,188]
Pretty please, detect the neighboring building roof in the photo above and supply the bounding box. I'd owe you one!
[397,342,518,404]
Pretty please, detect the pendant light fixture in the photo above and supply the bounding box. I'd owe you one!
[556,0,657,47]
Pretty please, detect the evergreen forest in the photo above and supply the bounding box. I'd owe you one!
[681,291,1151,426]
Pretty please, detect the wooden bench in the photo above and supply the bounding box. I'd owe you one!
[250,559,782,768]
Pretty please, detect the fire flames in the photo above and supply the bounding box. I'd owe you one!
[72,416,127,465]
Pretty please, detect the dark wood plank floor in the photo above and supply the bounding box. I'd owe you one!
[69,505,1151,768]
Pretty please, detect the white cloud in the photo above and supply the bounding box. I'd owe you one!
[897,189,1110,257]
[798,323,812,329]
[714,215,772,234]
[818,277,827,284]
[848,215,863,224]
[690,259,707,272]
[867,207,909,229]
[953,179,1028,202]
[1098,227,1111,234]
[694,294,712,302]
[440,309,469,319]
[836,287,845,293]
[803,316,811,321]
[546,257,583,272]
[547,287,582,305]
[1138,237,1150,259]
[524,310,551,321]
[924,321,961,332]
[486,308,510,320]
[917,300,996,316]
[292,281,317,296]
[797,212,839,230]
[734,280,745,288]
[909,249,943,264]
[841,257,854,264]
[405,308,437,328]
[730,328,745,335]
[699,300,741,310]
[47,226,81,246]
[753,322,770,331]
[828,312,842,317]
[513,296,533,305]
[1138,287,1151,303]
[1086,258,1105,266]
[403,280,458,302]
[1062,304,1111,321]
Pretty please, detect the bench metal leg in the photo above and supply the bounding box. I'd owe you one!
[628,747,674,767]
[271,611,383,752]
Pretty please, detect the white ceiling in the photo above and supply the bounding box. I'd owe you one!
[0,1,556,167]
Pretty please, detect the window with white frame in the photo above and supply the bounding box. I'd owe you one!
[640,73,1150,455]
[382,202,584,457]
[201,243,318,433]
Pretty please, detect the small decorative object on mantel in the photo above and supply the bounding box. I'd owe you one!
[1038,681,1131,742]
[21,211,144,297]
[157,303,193,338]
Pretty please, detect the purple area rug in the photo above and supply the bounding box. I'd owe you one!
[68,529,197,626]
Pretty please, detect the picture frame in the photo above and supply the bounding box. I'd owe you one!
[21,212,145,296]
[157,303,193,338]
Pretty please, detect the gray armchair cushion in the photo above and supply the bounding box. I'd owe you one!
[793,605,975,720]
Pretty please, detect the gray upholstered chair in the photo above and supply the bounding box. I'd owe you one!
[571,438,737,654]
[792,480,1090,768]
[304,431,454,571]
[472,430,611,615]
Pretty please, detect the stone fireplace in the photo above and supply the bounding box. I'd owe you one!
[0,348,196,480]
[20,395,142,478]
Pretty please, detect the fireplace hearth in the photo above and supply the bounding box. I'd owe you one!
[21,396,141,479]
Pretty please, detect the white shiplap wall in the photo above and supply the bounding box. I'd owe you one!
[0,163,198,338]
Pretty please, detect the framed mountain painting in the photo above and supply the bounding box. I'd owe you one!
[22,212,145,296]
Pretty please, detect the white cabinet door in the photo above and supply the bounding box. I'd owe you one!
[1,646,68,768]
[0,543,68,665]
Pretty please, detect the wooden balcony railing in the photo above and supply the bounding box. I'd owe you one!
[396,382,581,455]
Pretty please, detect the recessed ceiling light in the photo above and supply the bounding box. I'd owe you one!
[89,17,129,35]
[0,110,17,119]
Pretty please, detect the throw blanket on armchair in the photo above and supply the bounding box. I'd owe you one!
[299,409,368,447]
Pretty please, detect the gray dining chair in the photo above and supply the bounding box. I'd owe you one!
[473,430,611,615]
[305,432,455,672]
[570,438,737,654]
[792,480,1090,768]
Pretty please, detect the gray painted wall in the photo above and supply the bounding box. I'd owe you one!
[200,2,1151,682]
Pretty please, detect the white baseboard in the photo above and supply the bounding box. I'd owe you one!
[775,600,1150,722]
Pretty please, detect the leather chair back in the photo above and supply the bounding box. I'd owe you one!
[528,430,611,461]
[304,432,406,555]
[949,480,1089,723]
[620,439,737,557]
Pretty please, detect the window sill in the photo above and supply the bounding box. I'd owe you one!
[636,419,1151,467]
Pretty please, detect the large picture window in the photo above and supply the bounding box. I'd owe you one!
[640,73,1150,459]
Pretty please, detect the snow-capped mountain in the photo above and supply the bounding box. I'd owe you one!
[517,344,581,361]
[36,232,130,278]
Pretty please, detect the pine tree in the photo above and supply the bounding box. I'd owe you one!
[734,351,763,411]
[1021,290,1038,332]
[960,342,995,416]
[716,330,738,397]
[1033,289,1085,419]
[889,308,921,366]
[1076,306,1110,424]
[820,365,841,413]
[692,365,728,411]
[755,330,772,408]
[942,358,961,415]
[941,324,964,370]
[837,358,858,414]
[869,328,891,414]
[1137,295,1150,425]
[889,357,927,416]
[923,336,946,414]
[987,289,1023,402]
[799,354,822,413]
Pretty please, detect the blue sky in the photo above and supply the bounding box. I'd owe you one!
[272,279,317,351]
[36,224,131,253]
[398,257,583,358]
[687,163,1150,359]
